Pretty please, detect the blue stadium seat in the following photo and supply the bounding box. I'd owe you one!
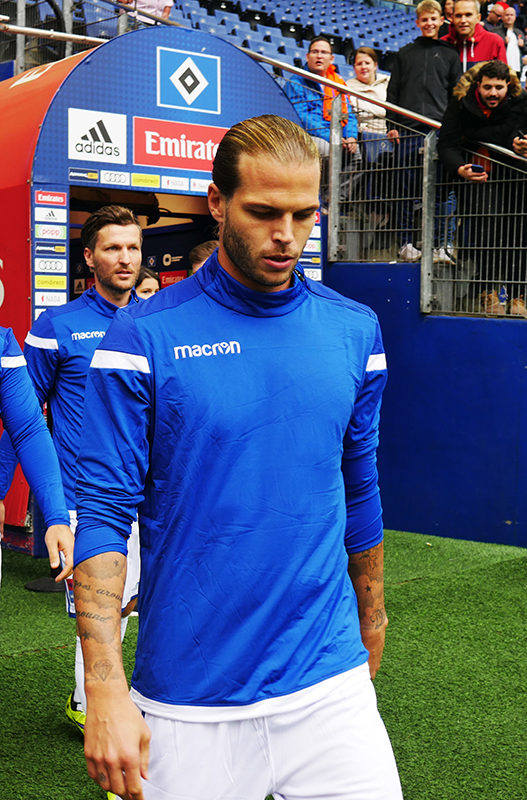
[169,6,189,24]
[214,8,240,24]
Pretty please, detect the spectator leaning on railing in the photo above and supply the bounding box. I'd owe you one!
[284,37,359,157]
[437,60,527,315]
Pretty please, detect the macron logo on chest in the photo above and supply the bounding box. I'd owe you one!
[174,341,241,360]
[71,330,106,341]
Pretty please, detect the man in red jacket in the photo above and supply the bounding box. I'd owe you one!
[442,0,507,70]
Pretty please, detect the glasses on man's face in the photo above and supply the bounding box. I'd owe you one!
[309,49,332,56]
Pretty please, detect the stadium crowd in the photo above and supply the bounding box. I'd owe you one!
[286,0,527,315]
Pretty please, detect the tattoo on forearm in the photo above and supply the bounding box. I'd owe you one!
[74,579,91,592]
[96,588,123,601]
[81,630,93,641]
[77,611,112,623]
[94,659,113,681]
[365,584,372,592]
[371,608,387,629]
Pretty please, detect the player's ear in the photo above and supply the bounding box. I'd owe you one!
[208,182,226,224]
[84,248,95,272]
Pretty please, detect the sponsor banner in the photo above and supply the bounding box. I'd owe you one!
[35,224,67,240]
[160,270,187,286]
[35,243,66,255]
[310,225,321,240]
[34,291,68,307]
[74,278,86,294]
[147,255,157,268]
[299,255,321,266]
[34,207,68,223]
[68,108,127,164]
[35,191,67,206]
[303,268,322,281]
[190,177,212,193]
[35,308,46,320]
[162,253,184,267]
[35,275,67,290]
[303,239,321,254]
[69,167,99,183]
[132,173,160,188]
[100,170,131,186]
[161,175,189,191]
[134,117,227,174]
[157,48,221,115]
[34,258,67,273]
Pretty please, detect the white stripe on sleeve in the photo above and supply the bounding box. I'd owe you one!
[1,355,27,369]
[366,353,387,372]
[91,349,151,374]
[25,332,59,350]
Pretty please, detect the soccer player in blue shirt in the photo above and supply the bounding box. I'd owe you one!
[0,327,73,585]
[0,206,142,736]
[74,116,402,800]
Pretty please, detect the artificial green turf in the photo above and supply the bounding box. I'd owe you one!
[0,532,526,799]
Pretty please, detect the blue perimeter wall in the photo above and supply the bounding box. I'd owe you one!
[325,262,527,548]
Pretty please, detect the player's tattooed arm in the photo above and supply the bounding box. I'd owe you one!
[74,552,151,800]
[73,552,127,684]
[347,541,388,679]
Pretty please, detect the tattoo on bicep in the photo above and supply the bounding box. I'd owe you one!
[80,630,93,641]
[365,584,372,592]
[93,659,113,681]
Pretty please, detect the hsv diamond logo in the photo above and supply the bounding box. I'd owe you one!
[157,47,221,115]
[68,108,127,164]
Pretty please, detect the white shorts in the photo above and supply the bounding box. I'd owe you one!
[64,510,140,618]
[134,665,403,800]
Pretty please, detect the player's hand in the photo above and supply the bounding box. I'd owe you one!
[85,689,151,800]
[45,524,74,580]
[360,618,388,680]
[513,137,527,158]
[458,163,488,182]
[0,499,5,538]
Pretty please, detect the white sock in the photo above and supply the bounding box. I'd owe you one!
[74,615,131,713]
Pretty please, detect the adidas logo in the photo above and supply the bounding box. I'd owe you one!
[75,120,120,157]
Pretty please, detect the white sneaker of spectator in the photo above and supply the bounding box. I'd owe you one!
[399,243,421,261]
[433,246,455,264]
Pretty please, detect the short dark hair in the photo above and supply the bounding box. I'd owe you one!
[353,46,379,64]
[476,59,511,84]
[135,266,161,289]
[81,205,142,252]
[188,240,219,268]
[212,115,320,200]
[308,36,333,53]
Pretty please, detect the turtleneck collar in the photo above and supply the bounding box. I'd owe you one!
[84,285,139,317]
[198,251,308,317]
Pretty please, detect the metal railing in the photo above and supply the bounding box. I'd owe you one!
[2,9,526,318]
[280,68,527,318]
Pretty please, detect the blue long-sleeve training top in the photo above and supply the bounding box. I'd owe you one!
[75,255,387,711]
[0,326,68,527]
[0,288,135,508]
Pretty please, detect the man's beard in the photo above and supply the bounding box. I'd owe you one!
[92,257,132,296]
[222,212,297,290]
